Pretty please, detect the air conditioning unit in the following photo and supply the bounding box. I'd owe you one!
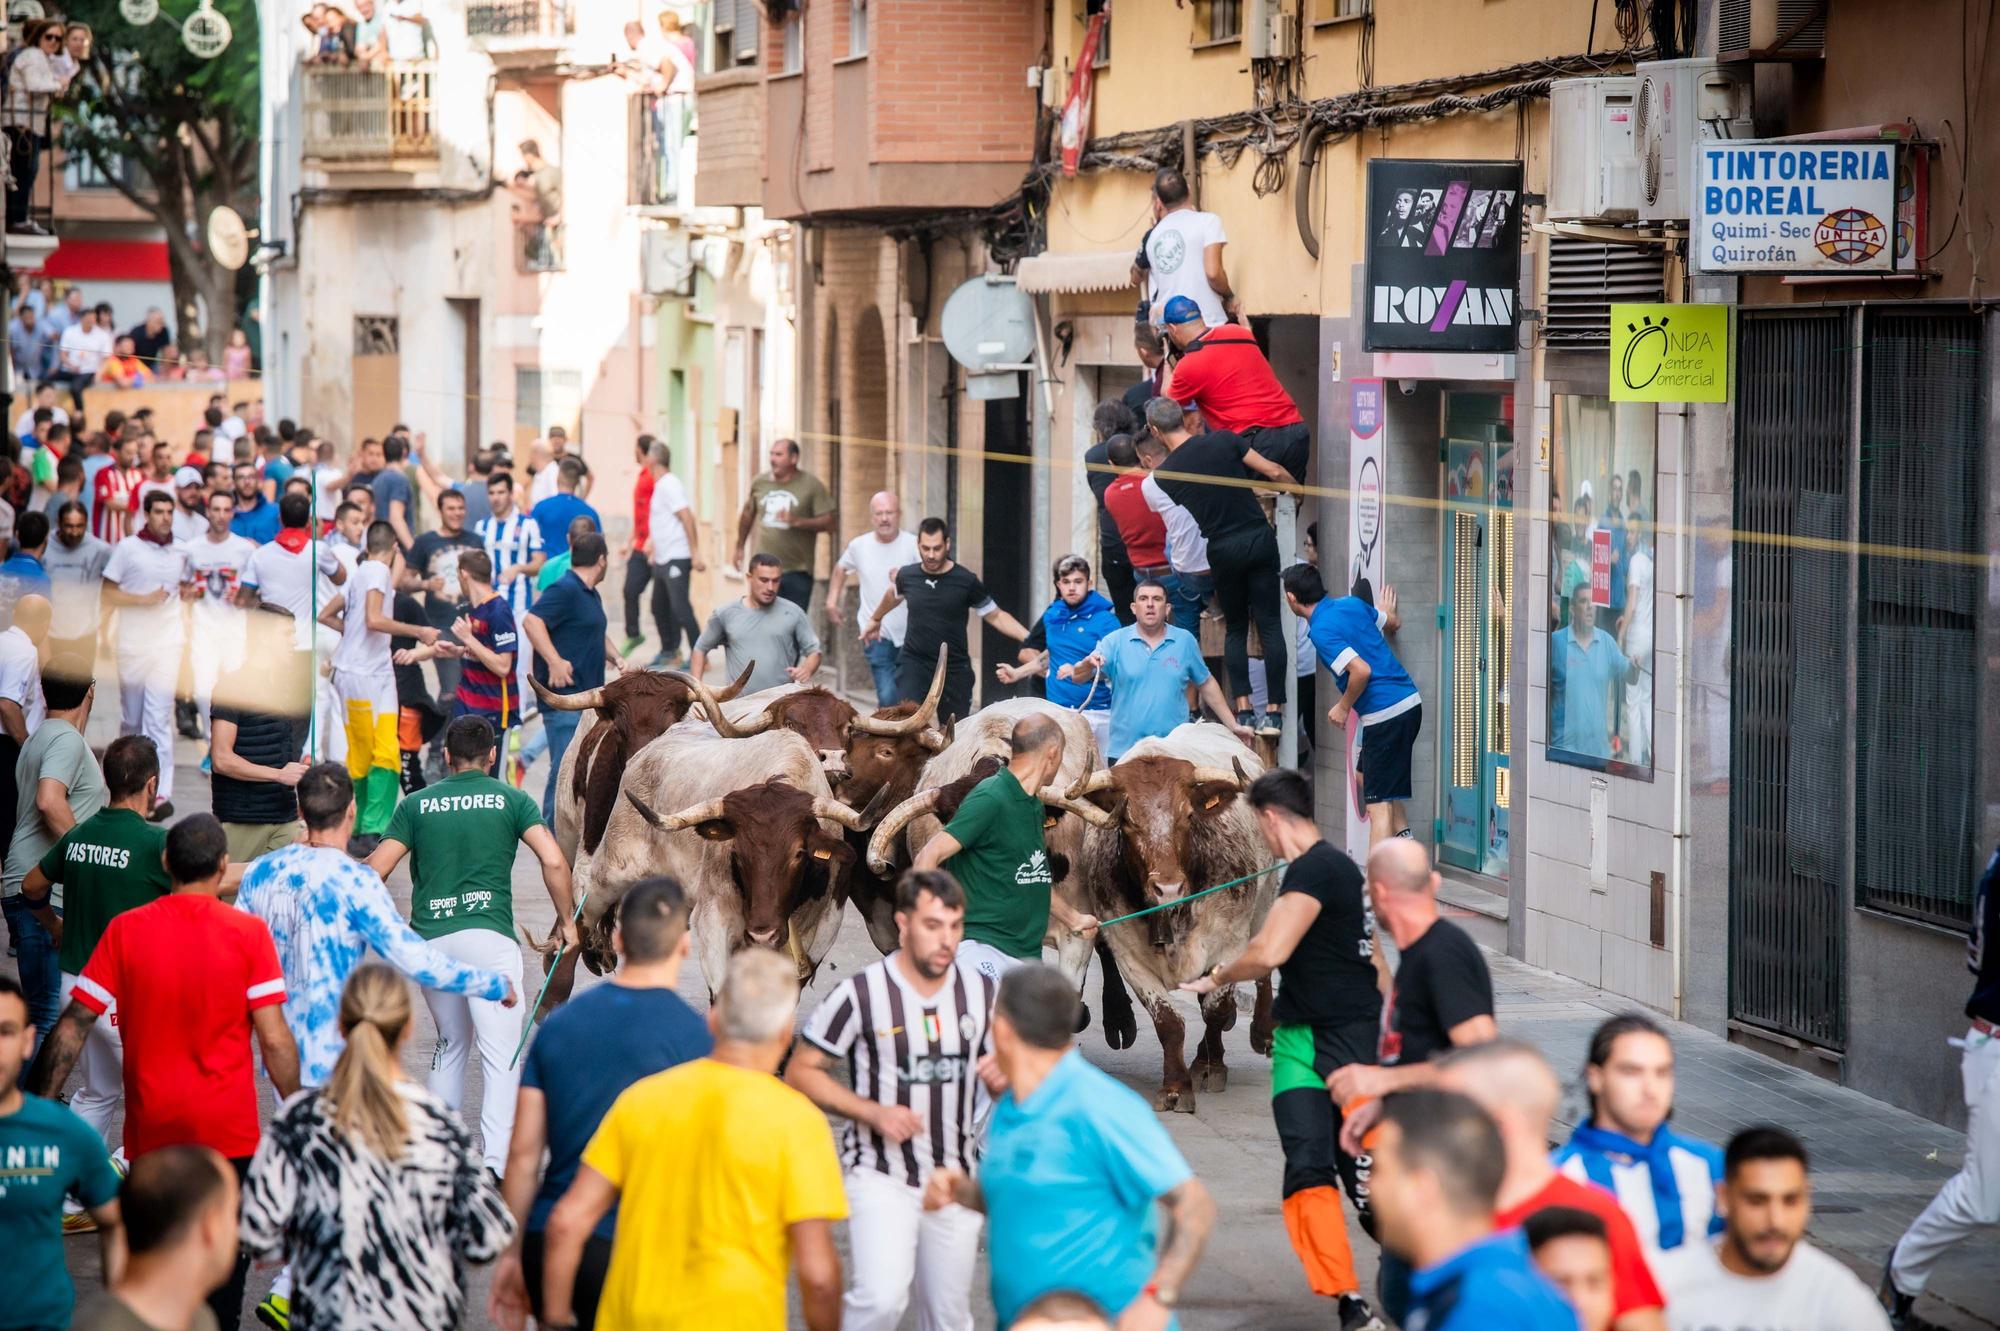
[1634,58,1753,221]
[1716,0,1827,59]
[1246,0,1300,60]
[1548,77,1640,222]
[642,228,695,297]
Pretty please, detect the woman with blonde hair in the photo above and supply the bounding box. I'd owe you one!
[241,964,515,1331]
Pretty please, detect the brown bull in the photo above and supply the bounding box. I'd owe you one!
[1070,723,1277,1113]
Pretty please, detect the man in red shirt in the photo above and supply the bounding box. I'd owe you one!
[31,813,299,1331]
[1098,434,1171,584]
[1438,1039,1667,1331]
[1159,296,1310,484]
[90,432,144,544]
[622,432,657,657]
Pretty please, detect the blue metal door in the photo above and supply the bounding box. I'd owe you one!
[1437,395,1513,877]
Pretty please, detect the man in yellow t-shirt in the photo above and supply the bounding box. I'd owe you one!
[538,948,848,1331]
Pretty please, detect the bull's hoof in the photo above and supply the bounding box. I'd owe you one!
[1074,1002,1092,1035]
[1103,1002,1139,1050]
[1191,1059,1229,1093]
[1250,1020,1276,1057]
[1153,1085,1198,1114]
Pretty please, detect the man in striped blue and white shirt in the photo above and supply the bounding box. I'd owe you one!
[787,869,997,1331]
[476,470,545,709]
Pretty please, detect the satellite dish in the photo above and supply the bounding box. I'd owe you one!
[207,206,252,271]
[939,276,1035,375]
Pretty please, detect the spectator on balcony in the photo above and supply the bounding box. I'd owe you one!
[98,336,151,389]
[307,4,356,65]
[224,328,253,380]
[156,344,187,381]
[1132,167,1235,329]
[52,307,113,409]
[125,309,172,367]
[3,20,68,237]
[352,0,388,65]
[1160,298,1309,485]
[384,0,430,61]
[659,10,698,69]
[511,140,562,271]
[52,22,90,83]
[44,286,83,340]
[183,347,226,384]
[10,303,52,385]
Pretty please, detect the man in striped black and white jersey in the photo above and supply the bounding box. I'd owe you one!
[788,869,998,1331]
[476,470,544,712]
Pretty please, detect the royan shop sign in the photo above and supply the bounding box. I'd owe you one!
[1694,141,1897,273]
[1364,158,1523,352]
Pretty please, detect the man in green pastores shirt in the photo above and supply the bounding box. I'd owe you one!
[367,712,577,1174]
[913,712,1098,983]
[20,735,171,1156]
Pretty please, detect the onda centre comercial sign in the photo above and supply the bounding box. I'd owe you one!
[1365,159,1524,353]
[1693,140,1897,274]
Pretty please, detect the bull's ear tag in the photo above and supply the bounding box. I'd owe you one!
[811,847,835,861]
[1203,795,1223,810]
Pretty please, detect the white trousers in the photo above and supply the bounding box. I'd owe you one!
[1893,1027,2000,1294]
[191,622,246,734]
[116,649,178,802]
[59,971,124,1147]
[955,939,1028,986]
[422,926,525,1173]
[842,1166,984,1331]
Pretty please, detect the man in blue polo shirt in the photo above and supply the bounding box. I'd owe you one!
[998,553,1122,753]
[520,531,627,821]
[1550,583,1637,765]
[1283,563,1421,848]
[1060,578,1250,761]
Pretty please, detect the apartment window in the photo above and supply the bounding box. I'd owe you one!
[1192,0,1242,44]
[711,0,759,69]
[1313,0,1370,22]
[781,10,803,73]
[63,151,140,192]
[515,368,582,434]
[1084,0,1111,66]
[848,0,868,56]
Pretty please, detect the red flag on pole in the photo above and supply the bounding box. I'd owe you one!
[1061,9,1108,177]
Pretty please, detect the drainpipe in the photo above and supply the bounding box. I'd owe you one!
[1670,401,1692,1018]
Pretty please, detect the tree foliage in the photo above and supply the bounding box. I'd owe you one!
[56,0,260,359]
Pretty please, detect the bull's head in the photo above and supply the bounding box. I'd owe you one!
[1068,756,1250,906]
[843,650,952,809]
[534,662,755,854]
[625,779,883,949]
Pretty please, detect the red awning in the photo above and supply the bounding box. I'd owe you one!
[40,239,171,282]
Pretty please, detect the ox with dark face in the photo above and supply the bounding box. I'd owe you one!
[1071,756,1250,942]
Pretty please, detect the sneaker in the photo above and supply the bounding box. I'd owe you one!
[147,800,173,823]
[507,755,528,787]
[1254,709,1283,737]
[620,635,646,657]
[255,1293,291,1330]
[61,1208,99,1234]
[1338,1294,1386,1331]
[1878,1259,1918,1329]
[1236,708,1257,732]
[175,699,203,739]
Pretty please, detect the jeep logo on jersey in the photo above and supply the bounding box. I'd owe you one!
[1365,158,1523,354]
[899,1053,970,1085]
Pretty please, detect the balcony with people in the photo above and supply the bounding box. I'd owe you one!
[297,1,441,171]
[3,15,93,269]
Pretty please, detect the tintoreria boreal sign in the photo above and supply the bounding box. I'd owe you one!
[1364,159,1524,353]
[1693,141,1898,274]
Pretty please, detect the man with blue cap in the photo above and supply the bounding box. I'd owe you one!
[1160,296,1312,485]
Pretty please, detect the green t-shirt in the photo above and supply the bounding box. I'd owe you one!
[536,550,573,592]
[382,768,543,939]
[0,1094,122,1330]
[40,807,170,974]
[748,470,834,573]
[942,768,1053,959]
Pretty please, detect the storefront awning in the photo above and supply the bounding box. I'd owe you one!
[1013,249,1136,295]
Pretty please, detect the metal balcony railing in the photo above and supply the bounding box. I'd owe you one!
[301,62,438,163]
[466,0,575,41]
[632,91,687,208]
[2,99,57,235]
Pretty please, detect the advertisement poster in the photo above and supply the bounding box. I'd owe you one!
[1610,303,1730,403]
[1364,159,1524,353]
[1693,141,1898,274]
[1344,379,1386,856]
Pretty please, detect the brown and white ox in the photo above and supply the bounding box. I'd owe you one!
[1068,723,1278,1113]
[862,698,1134,1033]
[578,727,882,995]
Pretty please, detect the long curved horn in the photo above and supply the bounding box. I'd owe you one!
[530,677,606,712]
[711,659,756,701]
[669,665,774,738]
[1187,761,1248,789]
[865,787,943,874]
[1043,792,1119,829]
[812,786,887,833]
[624,790,728,834]
[1064,769,1116,800]
[850,646,948,736]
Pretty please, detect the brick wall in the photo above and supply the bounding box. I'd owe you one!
[872,0,1039,163]
[694,70,765,208]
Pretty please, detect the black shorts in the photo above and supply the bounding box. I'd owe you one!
[1358,702,1421,805]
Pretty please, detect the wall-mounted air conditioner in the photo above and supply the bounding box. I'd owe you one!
[642,228,695,297]
[1548,76,1640,222]
[1246,0,1300,60]
[1634,58,1754,222]
[1716,0,1827,60]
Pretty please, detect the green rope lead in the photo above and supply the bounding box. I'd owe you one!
[1094,861,1288,929]
[510,887,592,1069]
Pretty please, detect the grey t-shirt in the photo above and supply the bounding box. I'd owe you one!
[3,718,107,902]
[693,598,820,693]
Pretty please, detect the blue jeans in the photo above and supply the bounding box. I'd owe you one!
[3,893,60,1054]
[864,637,902,706]
[540,708,582,824]
[1163,570,1213,637]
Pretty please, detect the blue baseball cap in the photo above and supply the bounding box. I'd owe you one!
[1160,295,1204,326]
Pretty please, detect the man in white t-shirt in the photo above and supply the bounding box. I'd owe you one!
[1667,1126,1890,1331]
[642,440,703,669]
[383,0,428,62]
[325,520,436,853]
[828,490,919,706]
[182,487,258,739]
[169,466,210,544]
[0,593,51,740]
[1132,166,1234,329]
[1134,434,1215,639]
[102,491,196,818]
[52,309,115,408]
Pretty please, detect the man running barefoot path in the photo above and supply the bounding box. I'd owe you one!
[369,713,576,1175]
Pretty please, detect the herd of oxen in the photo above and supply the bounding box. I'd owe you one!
[529,651,1279,1112]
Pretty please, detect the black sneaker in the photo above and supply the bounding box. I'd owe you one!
[146,800,173,823]
[1338,1294,1387,1331]
[175,699,203,739]
[1254,709,1283,737]
[1236,708,1257,732]
[1878,1259,1918,1329]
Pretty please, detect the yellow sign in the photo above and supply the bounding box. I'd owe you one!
[1610,303,1730,403]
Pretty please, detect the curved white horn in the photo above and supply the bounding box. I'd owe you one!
[1043,792,1118,830]
[851,646,949,736]
[865,787,943,874]
[530,677,605,712]
[711,659,756,701]
[1187,764,1245,789]
[1065,769,1116,801]
[672,665,774,738]
[625,791,728,834]
[812,794,876,832]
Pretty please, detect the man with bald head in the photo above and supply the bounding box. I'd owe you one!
[1438,1040,1668,1331]
[829,490,918,704]
[914,713,1099,981]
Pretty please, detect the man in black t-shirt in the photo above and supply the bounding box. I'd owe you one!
[1182,769,1387,1330]
[389,590,445,793]
[208,626,314,861]
[1140,396,1293,736]
[1084,400,1141,626]
[862,517,1032,724]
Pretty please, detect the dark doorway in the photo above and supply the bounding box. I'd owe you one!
[980,377,1032,707]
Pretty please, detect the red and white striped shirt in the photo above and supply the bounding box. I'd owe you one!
[89,463,142,544]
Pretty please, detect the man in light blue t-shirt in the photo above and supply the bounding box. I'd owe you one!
[921,964,1215,1328]
[1060,578,1250,761]
[1283,563,1422,848]
[1550,583,1636,763]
